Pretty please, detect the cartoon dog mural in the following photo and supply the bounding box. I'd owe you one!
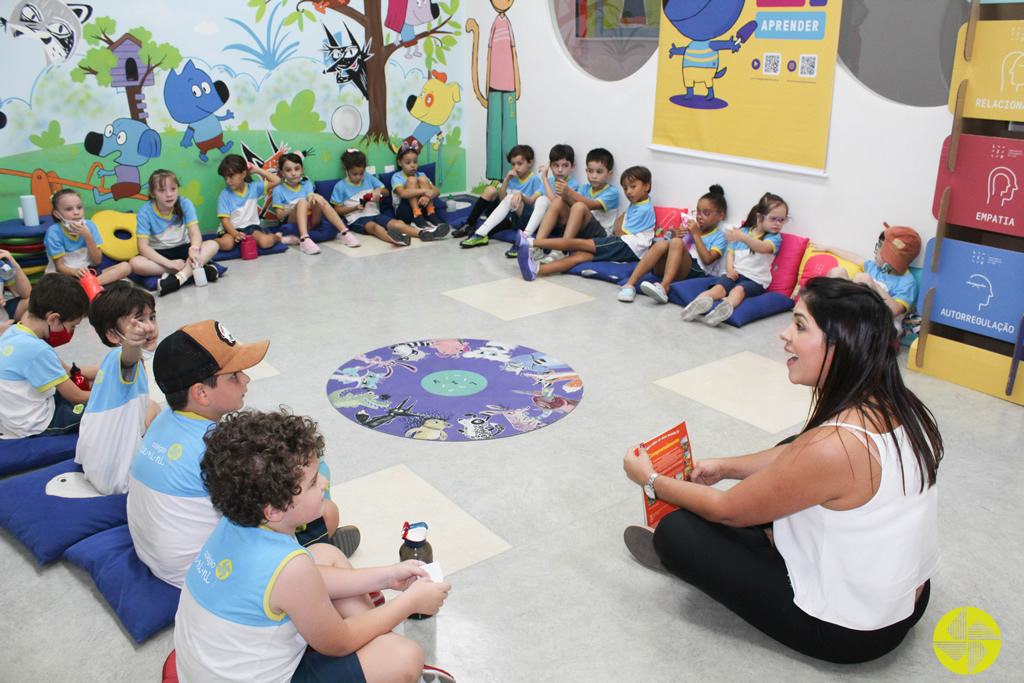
[457,413,504,440]
[405,70,460,152]
[163,60,234,162]
[0,0,92,65]
[663,0,756,103]
[405,417,451,440]
[385,0,439,59]
[84,118,161,203]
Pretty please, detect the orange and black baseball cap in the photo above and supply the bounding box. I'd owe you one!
[154,320,269,394]
[879,224,921,275]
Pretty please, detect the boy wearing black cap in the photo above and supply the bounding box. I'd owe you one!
[127,320,269,587]
[815,223,922,333]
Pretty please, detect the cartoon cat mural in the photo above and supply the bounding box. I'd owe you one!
[0,0,92,65]
[163,60,234,162]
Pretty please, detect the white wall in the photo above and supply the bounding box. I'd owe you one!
[462,1,953,264]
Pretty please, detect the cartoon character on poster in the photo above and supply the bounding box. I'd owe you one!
[663,0,756,107]
[467,0,519,180]
[385,0,440,60]
[163,60,234,162]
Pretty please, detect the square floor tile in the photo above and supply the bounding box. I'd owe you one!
[331,464,511,577]
[321,234,435,257]
[654,351,811,434]
[442,277,594,321]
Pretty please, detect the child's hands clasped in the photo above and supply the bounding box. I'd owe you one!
[404,573,451,617]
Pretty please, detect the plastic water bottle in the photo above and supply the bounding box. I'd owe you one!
[399,522,433,620]
[0,260,14,283]
[192,261,208,287]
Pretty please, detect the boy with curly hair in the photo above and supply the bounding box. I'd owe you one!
[174,409,454,683]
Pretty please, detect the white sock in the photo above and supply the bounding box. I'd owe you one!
[523,195,550,236]
[475,194,514,236]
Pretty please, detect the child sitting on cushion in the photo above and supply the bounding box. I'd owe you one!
[46,189,132,286]
[331,148,415,247]
[813,224,922,334]
[174,408,453,683]
[456,144,543,247]
[0,273,90,438]
[214,154,283,253]
[75,282,161,495]
[390,141,450,241]
[273,152,360,255]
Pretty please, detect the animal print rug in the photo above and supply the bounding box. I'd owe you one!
[325,339,583,441]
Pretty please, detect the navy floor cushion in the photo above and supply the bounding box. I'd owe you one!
[0,460,127,564]
[0,433,77,477]
[277,220,340,243]
[63,524,180,642]
[207,239,289,261]
[565,260,648,285]
[669,277,795,327]
[122,262,228,291]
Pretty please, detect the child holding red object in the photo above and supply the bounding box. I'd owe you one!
[214,154,282,252]
[45,189,131,287]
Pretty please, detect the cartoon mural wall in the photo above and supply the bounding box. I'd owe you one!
[0,0,468,230]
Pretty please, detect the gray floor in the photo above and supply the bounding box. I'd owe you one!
[2,237,1021,681]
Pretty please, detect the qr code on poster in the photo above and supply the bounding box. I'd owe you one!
[762,53,781,75]
[799,54,818,78]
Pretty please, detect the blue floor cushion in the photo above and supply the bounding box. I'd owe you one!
[277,220,339,243]
[669,277,795,327]
[209,240,288,261]
[63,524,180,643]
[566,260,650,285]
[0,433,77,478]
[0,460,127,564]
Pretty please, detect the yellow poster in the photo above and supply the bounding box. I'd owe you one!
[652,0,843,175]
[949,21,1024,123]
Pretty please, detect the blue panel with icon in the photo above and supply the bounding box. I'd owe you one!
[920,238,1024,344]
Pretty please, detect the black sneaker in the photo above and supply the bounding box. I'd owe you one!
[505,246,518,258]
[158,273,181,297]
[412,214,430,229]
[425,212,442,226]
[430,223,450,239]
[203,264,219,283]
[385,227,412,246]
[329,525,361,558]
[419,227,438,241]
[451,223,474,239]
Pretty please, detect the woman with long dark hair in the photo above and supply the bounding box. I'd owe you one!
[623,277,942,663]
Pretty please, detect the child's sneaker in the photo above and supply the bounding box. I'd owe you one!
[504,246,518,258]
[412,214,430,229]
[703,300,734,327]
[421,665,456,683]
[281,234,300,246]
[300,236,322,254]
[517,241,538,281]
[425,213,443,227]
[203,264,219,283]
[459,234,488,248]
[158,273,181,297]
[640,281,669,304]
[419,227,440,242]
[337,230,360,248]
[617,286,636,303]
[539,250,564,264]
[681,296,713,321]
[451,222,474,239]
[329,524,361,557]
[386,227,412,246]
[429,223,450,240]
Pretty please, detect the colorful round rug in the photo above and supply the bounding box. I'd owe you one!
[326,339,583,441]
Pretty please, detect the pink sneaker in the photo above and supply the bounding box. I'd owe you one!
[299,237,321,255]
[338,230,361,247]
[281,235,300,246]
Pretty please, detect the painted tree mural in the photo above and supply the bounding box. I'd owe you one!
[250,0,461,142]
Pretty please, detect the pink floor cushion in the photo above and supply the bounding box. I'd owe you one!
[766,233,810,295]
[63,524,180,643]
[0,433,77,477]
[0,459,127,564]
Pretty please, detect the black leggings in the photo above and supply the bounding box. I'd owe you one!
[652,509,930,664]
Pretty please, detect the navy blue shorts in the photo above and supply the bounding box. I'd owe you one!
[291,648,366,683]
[711,273,765,298]
[346,215,385,234]
[549,215,604,240]
[217,224,263,237]
[36,391,84,437]
[154,244,191,262]
[591,236,639,263]
[295,515,330,547]
[4,296,21,320]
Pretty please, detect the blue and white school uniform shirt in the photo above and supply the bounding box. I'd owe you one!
[332,174,386,222]
[863,260,918,332]
[136,198,199,250]
[729,229,783,288]
[217,180,267,230]
[506,172,543,200]
[271,179,315,214]
[579,183,620,233]
[44,220,102,271]
[0,323,67,438]
[391,171,428,211]
[691,227,729,278]
[618,199,657,258]
[545,175,580,195]
[175,519,312,682]
[127,407,219,587]
[75,346,149,495]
